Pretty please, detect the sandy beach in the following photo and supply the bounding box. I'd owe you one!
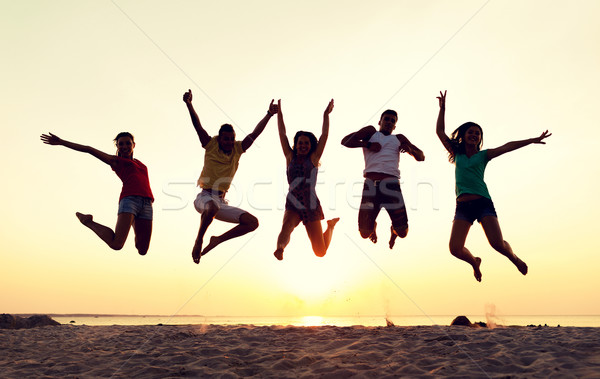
[1,324,599,378]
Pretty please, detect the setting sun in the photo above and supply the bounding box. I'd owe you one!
[301,316,325,326]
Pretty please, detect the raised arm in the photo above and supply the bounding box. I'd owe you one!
[398,134,425,161]
[341,125,379,151]
[313,99,334,161]
[241,100,278,151]
[436,90,453,154]
[276,99,293,161]
[183,89,211,147]
[40,133,116,166]
[487,130,552,160]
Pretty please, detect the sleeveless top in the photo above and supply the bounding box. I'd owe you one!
[285,156,323,221]
[362,131,401,178]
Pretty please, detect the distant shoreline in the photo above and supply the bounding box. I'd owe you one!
[15,313,600,317]
[10,314,600,328]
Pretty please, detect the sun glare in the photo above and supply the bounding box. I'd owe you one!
[279,258,349,301]
[301,316,324,326]
[274,245,364,305]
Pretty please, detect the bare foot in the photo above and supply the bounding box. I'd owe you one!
[369,231,377,243]
[473,257,482,282]
[192,241,202,264]
[274,248,283,261]
[369,222,378,243]
[75,212,93,226]
[515,257,528,275]
[201,236,222,256]
[389,226,398,249]
[327,217,340,228]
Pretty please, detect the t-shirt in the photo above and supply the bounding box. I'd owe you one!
[112,157,154,202]
[198,136,245,192]
[454,149,491,199]
[362,131,401,178]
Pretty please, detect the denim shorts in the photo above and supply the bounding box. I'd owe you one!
[118,195,153,220]
[454,197,497,224]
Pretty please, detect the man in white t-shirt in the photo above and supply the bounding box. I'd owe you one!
[341,110,424,249]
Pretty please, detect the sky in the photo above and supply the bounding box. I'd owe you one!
[1,0,599,319]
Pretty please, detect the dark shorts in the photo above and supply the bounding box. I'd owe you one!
[454,197,497,224]
[358,178,408,232]
[118,195,153,220]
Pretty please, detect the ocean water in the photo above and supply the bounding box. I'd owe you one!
[49,315,600,327]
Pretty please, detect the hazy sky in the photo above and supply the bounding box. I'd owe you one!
[2,0,599,319]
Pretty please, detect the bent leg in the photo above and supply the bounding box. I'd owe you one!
[387,206,409,249]
[380,179,407,249]
[323,217,340,250]
[202,212,259,256]
[480,216,527,275]
[304,217,340,258]
[358,181,379,243]
[305,221,327,257]
[389,225,408,250]
[192,200,219,263]
[389,227,398,250]
[274,210,302,261]
[132,217,152,256]
[359,206,380,243]
[449,219,482,282]
[76,212,133,251]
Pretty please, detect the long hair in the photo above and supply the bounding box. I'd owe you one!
[113,132,135,157]
[447,122,483,163]
[292,131,318,158]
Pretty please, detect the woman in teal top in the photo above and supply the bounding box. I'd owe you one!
[435,91,551,282]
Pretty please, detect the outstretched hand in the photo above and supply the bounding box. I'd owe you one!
[183,89,193,104]
[532,130,552,144]
[268,99,279,115]
[437,90,446,109]
[40,133,62,146]
[324,99,334,115]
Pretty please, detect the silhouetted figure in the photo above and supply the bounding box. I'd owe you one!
[341,110,424,249]
[273,99,339,261]
[183,89,278,263]
[435,90,551,281]
[40,132,153,255]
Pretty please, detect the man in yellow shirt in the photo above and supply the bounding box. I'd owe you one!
[183,89,278,263]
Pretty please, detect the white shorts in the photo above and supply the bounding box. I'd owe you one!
[194,190,247,223]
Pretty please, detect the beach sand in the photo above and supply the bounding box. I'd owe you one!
[1,324,599,378]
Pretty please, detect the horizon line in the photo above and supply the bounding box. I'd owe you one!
[10,313,600,318]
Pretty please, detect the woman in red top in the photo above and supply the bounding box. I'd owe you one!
[40,132,153,255]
